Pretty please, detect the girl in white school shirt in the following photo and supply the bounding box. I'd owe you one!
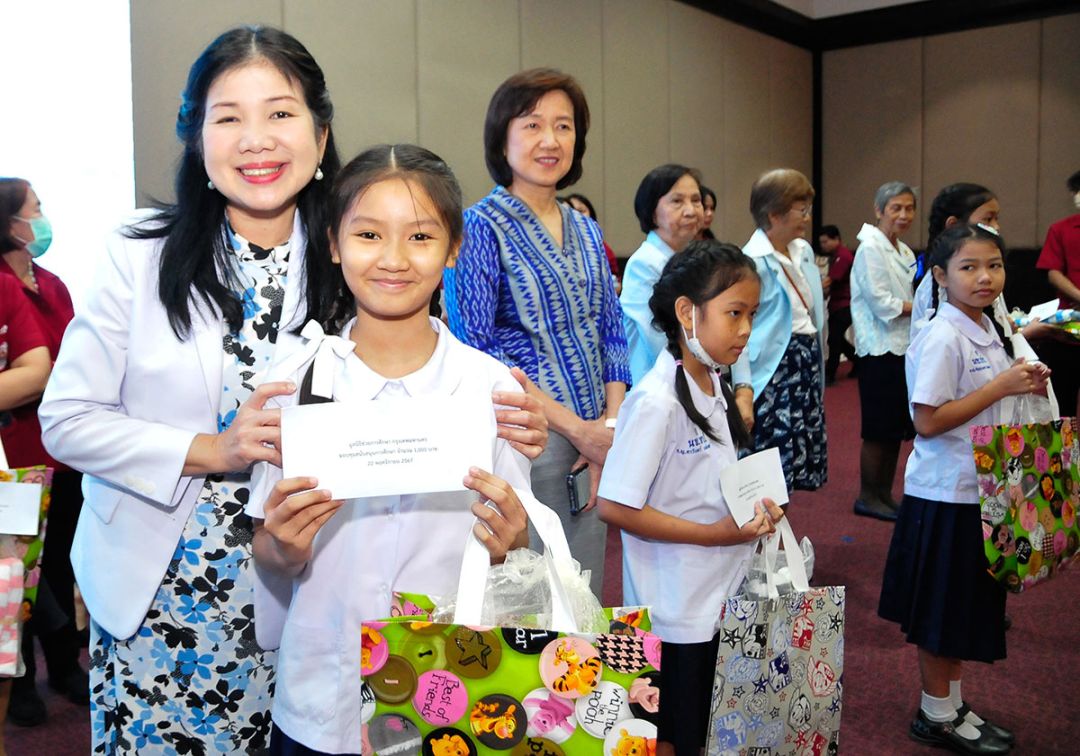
[598,240,784,756]
[879,224,1049,755]
[246,145,534,754]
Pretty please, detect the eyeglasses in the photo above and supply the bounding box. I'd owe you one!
[790,205,812,219]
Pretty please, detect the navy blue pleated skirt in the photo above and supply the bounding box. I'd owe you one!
[878,495,1007,662]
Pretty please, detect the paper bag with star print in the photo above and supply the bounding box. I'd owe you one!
[707,585,845,756]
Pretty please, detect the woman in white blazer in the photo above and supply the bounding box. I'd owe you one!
[730,169,828,491]
[38,27,547,754]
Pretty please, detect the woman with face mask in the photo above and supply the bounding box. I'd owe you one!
[0,178,87,727]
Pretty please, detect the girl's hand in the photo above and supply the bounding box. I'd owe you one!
[734,389,755,432]
[736,499,782,542]
[464,467,529,563]
[493,368,549,460]
[262,476,343,571]
[211,381,296,471]
[992,359,1048,398]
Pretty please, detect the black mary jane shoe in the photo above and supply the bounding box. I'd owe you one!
[910,710,1011,754]
[957,703,1015,746]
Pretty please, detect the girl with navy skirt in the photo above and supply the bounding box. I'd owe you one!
[879,224,1050,755]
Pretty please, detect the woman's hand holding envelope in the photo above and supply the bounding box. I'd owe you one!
[493,368,549,460]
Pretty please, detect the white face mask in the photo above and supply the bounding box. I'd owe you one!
[1073,190,1080,210]
[681,305,723,370]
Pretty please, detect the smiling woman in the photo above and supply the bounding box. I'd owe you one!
[443,69,631,596]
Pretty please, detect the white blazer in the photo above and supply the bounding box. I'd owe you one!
[38,211,309,640]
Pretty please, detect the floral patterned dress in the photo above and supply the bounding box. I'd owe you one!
[90,225,290,755]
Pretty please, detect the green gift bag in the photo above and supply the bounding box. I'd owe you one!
[360,495,662,755]
[0,439,52,613]
[969,417,1080,591]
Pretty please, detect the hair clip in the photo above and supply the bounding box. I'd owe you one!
[675,359,683,366]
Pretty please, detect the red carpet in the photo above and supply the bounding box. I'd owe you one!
[6,366,1077,754]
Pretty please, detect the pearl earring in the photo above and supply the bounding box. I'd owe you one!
[314,166,324,181]
[207,179,215,190]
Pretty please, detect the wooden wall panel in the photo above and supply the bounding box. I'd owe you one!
[1037,13,1080,240]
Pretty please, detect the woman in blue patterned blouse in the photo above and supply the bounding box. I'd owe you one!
[444,69,631,595]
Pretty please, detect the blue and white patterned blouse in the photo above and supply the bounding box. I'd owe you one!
[444,186,631,421]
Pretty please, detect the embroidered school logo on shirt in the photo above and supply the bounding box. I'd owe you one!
[969,355,992,375]
[677,434,712,456]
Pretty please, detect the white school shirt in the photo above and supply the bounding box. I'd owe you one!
[904,302,1015,504]
[850,223,916,356]
[597,350,753,643]
[770,245,817,336]
[246,317,532,753]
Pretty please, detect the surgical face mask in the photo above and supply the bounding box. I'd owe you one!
[682,304,723,370]
[14,215,52,258]
[1073,190,1080,210]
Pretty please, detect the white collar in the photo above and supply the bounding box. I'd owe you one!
[936,301,1000,348]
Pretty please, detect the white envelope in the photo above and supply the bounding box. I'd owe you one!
[281,391,494,500]
[0,481,42,536]
[718,447,790,527]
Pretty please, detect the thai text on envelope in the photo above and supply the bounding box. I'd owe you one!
[717,447,790,527]
[280,391,494,499]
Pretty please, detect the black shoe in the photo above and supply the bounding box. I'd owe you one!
[7,681,47,727]
[854,498,898,522]
[48,666,90,705]
[910,710,1010,754]
[957,704,1015,745]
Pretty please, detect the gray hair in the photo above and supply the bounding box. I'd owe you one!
[874,181,916,212]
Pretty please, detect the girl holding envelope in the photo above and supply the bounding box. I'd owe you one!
[247,144,536,754]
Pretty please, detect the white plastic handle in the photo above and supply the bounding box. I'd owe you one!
[453,488,579,633]
[759,515,810,599]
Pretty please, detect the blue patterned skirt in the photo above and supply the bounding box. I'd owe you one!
[752,334,828,491]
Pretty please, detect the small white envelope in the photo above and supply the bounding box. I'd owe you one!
[0,482,42,536]
[281,392,494,500]
[718,447,790,527]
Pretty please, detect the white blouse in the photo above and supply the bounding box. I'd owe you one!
[850,223,917,356]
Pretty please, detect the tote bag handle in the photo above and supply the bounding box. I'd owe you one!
[454,489,579,633]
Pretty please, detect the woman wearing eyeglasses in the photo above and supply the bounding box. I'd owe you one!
[731,168,827,491]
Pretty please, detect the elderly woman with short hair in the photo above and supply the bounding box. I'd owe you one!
[850,181,918,520]
[731,168,827,491]
[444,68,630,594]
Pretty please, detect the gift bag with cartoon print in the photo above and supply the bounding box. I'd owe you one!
[360,494,663,755]
[970,416,1080,592]
[707,519,844,756]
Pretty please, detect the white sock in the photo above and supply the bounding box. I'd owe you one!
[950,680,986,726]
[921,691,980,740]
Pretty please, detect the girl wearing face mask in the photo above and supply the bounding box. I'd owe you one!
[0,178,87,725]
[731,168,828,492]
[599,240,783,756]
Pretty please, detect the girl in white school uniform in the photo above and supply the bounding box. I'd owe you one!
[246,144,535,755]
[598,240,784,756]
[879,224,1050,755]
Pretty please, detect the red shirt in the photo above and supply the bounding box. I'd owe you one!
[0,259,75,468]
[827,243,855,311]
[1037,213,1080,309]
[1,276,49,467]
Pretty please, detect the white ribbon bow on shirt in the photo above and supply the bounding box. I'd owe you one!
[271,320,357,400]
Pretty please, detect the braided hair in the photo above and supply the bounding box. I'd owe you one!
[648,239,759,447]
[926,223,1013,357]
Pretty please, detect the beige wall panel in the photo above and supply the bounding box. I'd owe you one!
[667,2,727,238]
[417,0,520,208]
[520,0,606,223]
[1037,13,1080,240]
[131,1,283,205]
[602,0,670,254]
[821,38,923,247]
[923,21,1041,246]
[721,21,775,244]
[768,38,813,183]
[284,0,417,161]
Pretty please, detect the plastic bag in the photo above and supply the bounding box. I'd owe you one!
[430,548,608,633]
[741,535,815,601]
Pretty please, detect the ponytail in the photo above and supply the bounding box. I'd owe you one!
[649,239,758,447]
